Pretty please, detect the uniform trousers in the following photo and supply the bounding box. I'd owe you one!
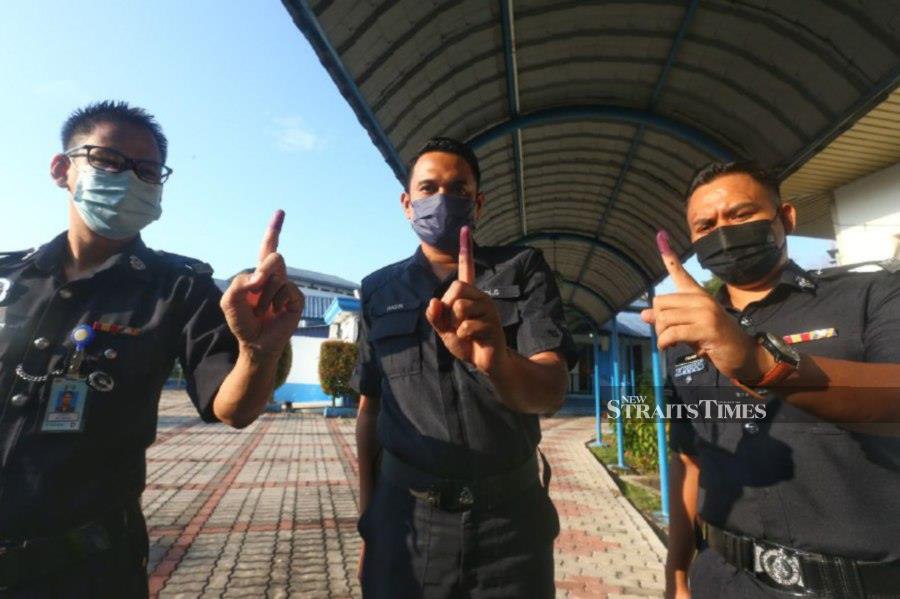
[359,477,559,598]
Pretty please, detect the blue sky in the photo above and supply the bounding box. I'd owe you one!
[0,1,833,296]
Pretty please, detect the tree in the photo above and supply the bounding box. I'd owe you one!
[318,340,359,406]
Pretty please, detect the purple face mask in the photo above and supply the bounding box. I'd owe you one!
[410,193,476,251]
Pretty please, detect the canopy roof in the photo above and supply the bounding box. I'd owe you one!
[283,0,900,327]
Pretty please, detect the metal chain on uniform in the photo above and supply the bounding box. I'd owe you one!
[14,364,64,383]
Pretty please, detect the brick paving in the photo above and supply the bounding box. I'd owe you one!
[145,391,665,598]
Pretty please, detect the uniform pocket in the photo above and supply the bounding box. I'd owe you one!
[370,308,422,378]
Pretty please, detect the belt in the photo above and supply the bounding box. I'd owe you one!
[700,521,900,597]
[0,509,133,590]
[380,450,546,512]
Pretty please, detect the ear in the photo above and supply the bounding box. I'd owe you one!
[401,191,413,221]
[473,191,486,219]
[778,202,797,235]
[50,154,72,190]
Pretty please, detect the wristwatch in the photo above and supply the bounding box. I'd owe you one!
[744,332,800,387]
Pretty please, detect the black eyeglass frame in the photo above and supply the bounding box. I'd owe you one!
[65,144,173,184]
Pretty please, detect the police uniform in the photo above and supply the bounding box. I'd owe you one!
[667,260,900,598]
[0,232,237,596]
[352,245,577,598]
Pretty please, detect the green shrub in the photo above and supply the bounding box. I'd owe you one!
[612,370,668,474]
[318,340,359,404]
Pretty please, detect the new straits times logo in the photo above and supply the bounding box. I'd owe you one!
[608,395,767,420]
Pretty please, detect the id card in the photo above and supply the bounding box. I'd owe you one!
[41,377,88,433]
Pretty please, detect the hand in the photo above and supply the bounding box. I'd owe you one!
[640,230,773,382]
[220,210,304,357]
[425,226,508,374]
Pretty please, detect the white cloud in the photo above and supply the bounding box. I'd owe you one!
[272,116,322,152]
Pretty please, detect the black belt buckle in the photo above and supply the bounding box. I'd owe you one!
[410,484,476,512]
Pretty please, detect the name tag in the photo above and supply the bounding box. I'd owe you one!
[41,377,88,433]
[674,354,706,379]
[385,303,406,312]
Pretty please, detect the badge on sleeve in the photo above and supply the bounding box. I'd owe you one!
[41,377,88,433]
[674,353,706,381]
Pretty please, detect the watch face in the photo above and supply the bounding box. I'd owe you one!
[763,332,800,366]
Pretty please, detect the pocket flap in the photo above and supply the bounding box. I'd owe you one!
[370,309,420,341]
[495,299,520,326]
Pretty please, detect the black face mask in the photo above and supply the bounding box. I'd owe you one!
[693,218,785,286]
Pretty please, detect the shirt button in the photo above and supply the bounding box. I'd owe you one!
[739,315,752,328]
[103,348,118,360]
[743,422,760,435]
[59,289,73,299]
[10,393,29,407]
[33,337,50,350]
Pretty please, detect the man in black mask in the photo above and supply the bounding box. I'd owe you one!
[646,161,900,598]
[352,137,577,598]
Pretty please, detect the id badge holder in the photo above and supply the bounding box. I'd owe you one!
[41,376,89,433]
[40,324,94,433]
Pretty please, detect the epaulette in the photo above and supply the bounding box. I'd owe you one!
[0,248,36,268]
[154,250,215,276]
[812,259,900,279]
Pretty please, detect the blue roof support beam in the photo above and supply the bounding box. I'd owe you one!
[282,0,407,183]
[570,0,702,300]
[511,231,654,287]
[467,105,736,161]
[499,0,527,236]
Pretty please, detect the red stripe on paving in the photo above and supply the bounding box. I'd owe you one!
[153,418,203,445]
[147,418,273,597]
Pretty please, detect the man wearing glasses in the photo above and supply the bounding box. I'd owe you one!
[0,101,303,596]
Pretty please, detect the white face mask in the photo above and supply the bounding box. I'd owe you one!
[72,166,163,240]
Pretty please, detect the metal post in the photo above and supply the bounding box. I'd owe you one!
[610,316,625,469]
[648,287,670,521]
[629,346,637,395]
[592,333,604,446]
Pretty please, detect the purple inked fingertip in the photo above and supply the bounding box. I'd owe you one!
[656,230,672,255]
[459,225,471,254]
[270,209,285,232]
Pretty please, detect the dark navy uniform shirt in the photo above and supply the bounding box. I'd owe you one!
[0,232,237,538]
[668,260,900,561]
[351,245,577,480]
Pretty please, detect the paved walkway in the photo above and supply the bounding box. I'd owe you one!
[145,391,665,598]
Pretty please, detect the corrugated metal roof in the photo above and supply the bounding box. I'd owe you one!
[283,0,900,326]
[782,87,900,238]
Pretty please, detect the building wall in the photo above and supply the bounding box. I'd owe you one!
[273,335,332,405]
[568,334,656,397]
[832,162,900,265]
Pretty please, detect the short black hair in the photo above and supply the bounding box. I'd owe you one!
[406,136,481,191]
[61,100,168,163]
[686,160,781,206]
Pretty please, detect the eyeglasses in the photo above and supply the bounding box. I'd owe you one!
[65,144,173,184]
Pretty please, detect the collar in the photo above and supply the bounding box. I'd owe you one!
[31,231,156,281]
[714,260,817,306]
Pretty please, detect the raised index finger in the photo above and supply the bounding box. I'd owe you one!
[458,225,475,284]
[258,209,285,263]
[657,229,703,293]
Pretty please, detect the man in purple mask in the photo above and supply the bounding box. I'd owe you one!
[352,137,577,598]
